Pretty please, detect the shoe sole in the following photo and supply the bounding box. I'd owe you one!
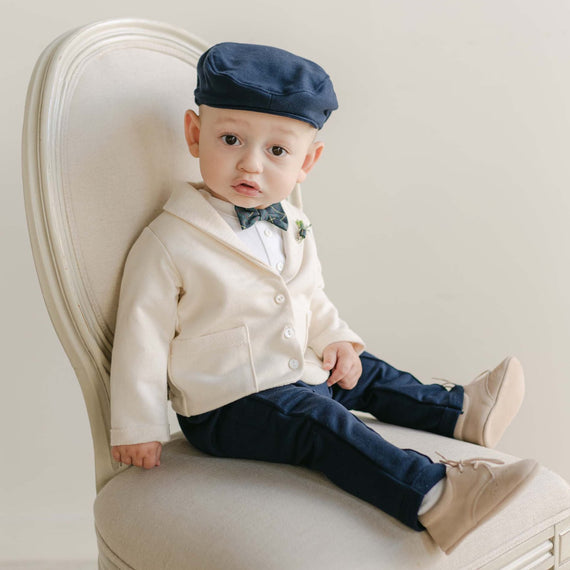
[443,459,539,554]
[483,357,525,448]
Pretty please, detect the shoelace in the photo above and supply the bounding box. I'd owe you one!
[431,378,456,391]
[435,452,505,474]
[432,368,490,391]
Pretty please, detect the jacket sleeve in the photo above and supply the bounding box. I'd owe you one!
[306,234,365,358]
[110,227,182,446]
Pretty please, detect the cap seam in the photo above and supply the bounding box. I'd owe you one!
[207,68,332,97]
[194,102,322,128]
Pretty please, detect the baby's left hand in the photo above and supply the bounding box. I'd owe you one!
[322,342,362,390]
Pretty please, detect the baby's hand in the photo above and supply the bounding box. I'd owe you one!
[112,441,162,469]
[322,341,362,390]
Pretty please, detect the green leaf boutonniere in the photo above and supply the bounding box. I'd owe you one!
[295,219,312,242]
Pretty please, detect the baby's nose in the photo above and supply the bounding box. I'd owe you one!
[237,148,263,173]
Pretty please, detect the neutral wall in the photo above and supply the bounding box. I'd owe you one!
[3,0,569,563]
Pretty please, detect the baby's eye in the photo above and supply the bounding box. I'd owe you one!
[270,146,287,157]
[222,134,240,146]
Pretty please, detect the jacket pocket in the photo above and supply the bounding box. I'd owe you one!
[168,325,256,414]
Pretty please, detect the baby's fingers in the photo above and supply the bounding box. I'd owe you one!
[327,355,353,387]
[141,445,162,468]
[322,346,338,372]
[142,453,158,469]
[336,364,360,390]
[112,445,132,465]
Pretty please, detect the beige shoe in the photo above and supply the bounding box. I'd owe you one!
[453,356,525,448]
[419,455,538,554]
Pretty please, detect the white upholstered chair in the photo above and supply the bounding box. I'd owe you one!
[22,18,570,569]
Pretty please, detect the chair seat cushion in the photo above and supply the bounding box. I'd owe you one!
[94,418,570,569]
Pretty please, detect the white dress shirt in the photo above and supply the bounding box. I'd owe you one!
[198,188,286,274]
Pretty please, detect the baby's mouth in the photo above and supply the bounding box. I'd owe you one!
[233,180,261,196]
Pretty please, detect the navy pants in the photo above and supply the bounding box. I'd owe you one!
[177,352,464,530]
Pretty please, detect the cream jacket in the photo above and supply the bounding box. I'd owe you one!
[110,182,364,446]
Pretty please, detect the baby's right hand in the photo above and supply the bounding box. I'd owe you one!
[112,441,162,469]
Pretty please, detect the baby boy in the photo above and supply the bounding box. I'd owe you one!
[110,42,537,553]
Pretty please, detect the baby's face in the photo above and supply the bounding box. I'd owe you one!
[185,106,323,209]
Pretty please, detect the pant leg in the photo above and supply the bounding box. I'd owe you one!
[177,381,445,531]
[333,352,464,437]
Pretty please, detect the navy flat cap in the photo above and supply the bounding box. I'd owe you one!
[194,42,338,129]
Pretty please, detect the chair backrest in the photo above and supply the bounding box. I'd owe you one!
[22,19,209,490]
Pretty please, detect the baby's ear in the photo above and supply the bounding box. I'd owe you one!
[184,110,201,157]
[297,141,325,183]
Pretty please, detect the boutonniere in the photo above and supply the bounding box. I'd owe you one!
[295,219,312,242]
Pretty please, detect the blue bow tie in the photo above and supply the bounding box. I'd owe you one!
[235,203,289,231]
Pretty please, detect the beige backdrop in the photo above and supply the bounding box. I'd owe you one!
[3,0,569,564]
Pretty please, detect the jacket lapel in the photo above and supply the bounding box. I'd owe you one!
[280,201,307,283]
[163,182,259,261]
[163,182,308,281]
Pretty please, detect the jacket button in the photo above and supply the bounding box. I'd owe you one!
[288,358,300,370]
[284,327,295,339]
[275,294,285,304]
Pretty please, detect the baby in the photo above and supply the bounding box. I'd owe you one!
[110,42,537,553]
